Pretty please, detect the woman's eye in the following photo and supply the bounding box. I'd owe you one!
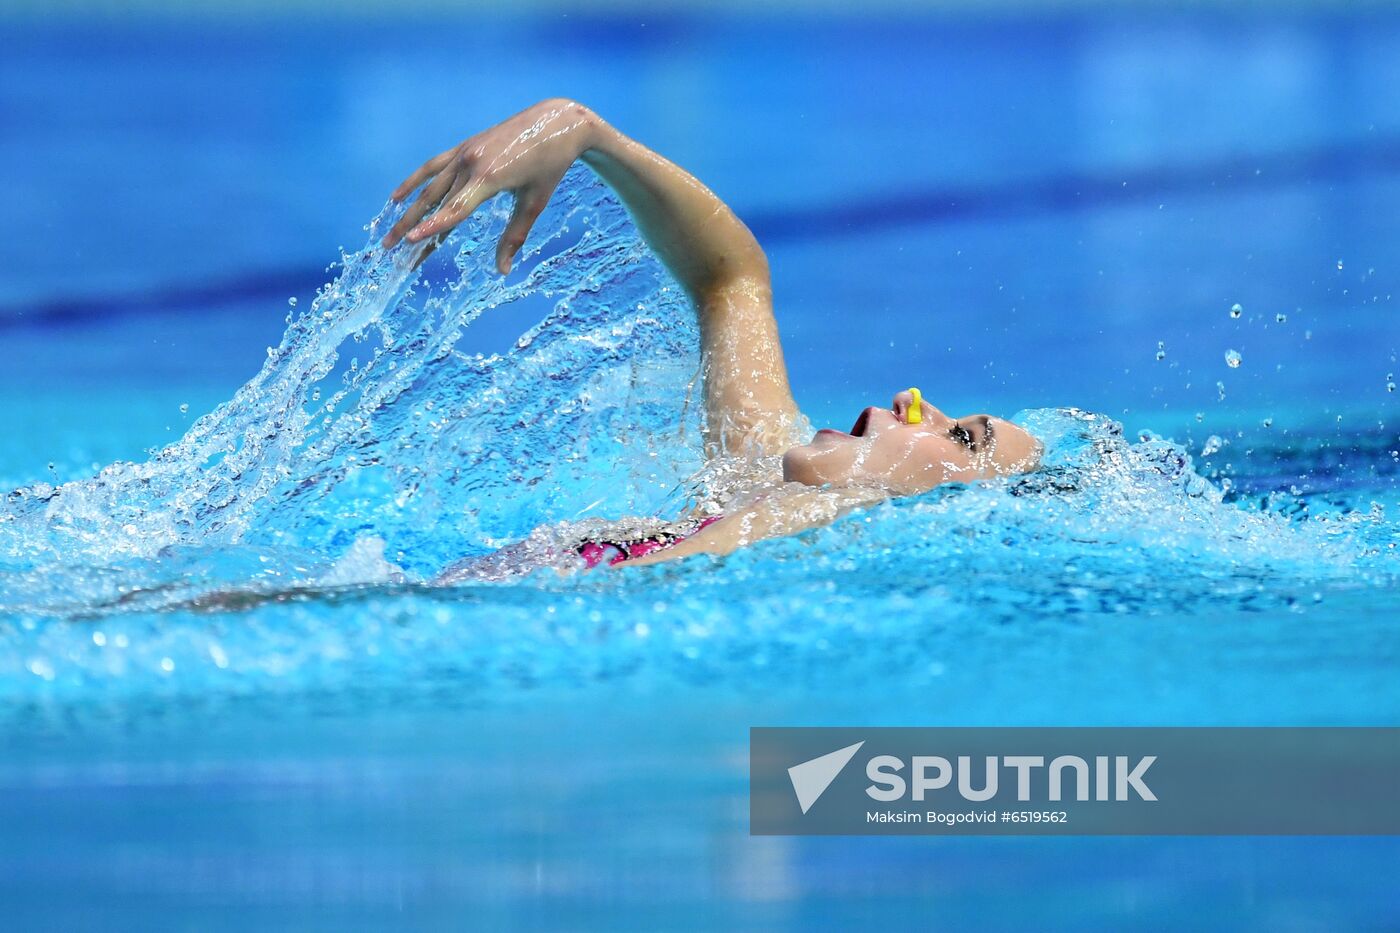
[951,423,974,449]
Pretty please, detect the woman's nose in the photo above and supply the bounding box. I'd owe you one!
[892,390,944,426]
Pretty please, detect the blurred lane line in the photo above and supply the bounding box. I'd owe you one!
[7,134,1400,329]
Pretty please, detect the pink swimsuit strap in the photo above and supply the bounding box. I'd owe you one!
[576,515,722,568]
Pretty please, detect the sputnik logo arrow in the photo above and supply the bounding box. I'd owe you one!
[787,741,865,814]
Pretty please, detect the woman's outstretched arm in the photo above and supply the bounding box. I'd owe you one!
[383,98,802,457]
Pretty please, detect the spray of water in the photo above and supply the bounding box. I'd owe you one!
[0,167,706,579]
[0,172,1396,706]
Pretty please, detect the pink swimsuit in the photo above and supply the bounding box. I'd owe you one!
[576,516,722,568]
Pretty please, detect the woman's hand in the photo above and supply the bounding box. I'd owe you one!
[382,98,598,273]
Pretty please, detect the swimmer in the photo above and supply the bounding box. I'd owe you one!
[385,99,1042,573]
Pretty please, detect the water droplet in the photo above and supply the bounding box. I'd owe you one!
[26,658,55,681]
[1224,349,1242,368]
[179,403,189,414]
[1262,417,1273,428]
[1388,372,1396,393]
[287,296,298,307]
[1229,303,1242,319]
[1336,259,1344,270]
[1217,381,1227,401]
[1275,312,1287,323]
[1202,435,1223,456]
[1195,412,1204,422]
[160,657,175,673]
[92,631,107,647]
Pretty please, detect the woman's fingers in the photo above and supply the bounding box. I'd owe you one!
[391,149,455,202]
[383,166,460,248]
[494,188,548,274]
[407,179,494,243]
[410,232,448,270]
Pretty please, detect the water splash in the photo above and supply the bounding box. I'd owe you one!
[2,406,1394,708]
[0,174,1396,708]
[0,167,704,577]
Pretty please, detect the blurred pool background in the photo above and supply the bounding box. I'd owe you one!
[2,1,1399,929]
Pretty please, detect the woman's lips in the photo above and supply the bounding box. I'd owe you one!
[850,409,872,437]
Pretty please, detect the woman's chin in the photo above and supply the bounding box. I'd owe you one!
[781,446,825,486]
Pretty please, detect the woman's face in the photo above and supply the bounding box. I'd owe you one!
[781,390,1041,492]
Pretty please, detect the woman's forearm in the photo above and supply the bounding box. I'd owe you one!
[576,105,770,301]
[386,98,801,456]
[625,486,888,565]
[574,105,800,455]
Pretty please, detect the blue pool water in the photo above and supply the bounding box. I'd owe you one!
[2,8,1400,929]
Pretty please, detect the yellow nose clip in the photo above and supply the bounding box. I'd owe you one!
[906,387,923,424]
